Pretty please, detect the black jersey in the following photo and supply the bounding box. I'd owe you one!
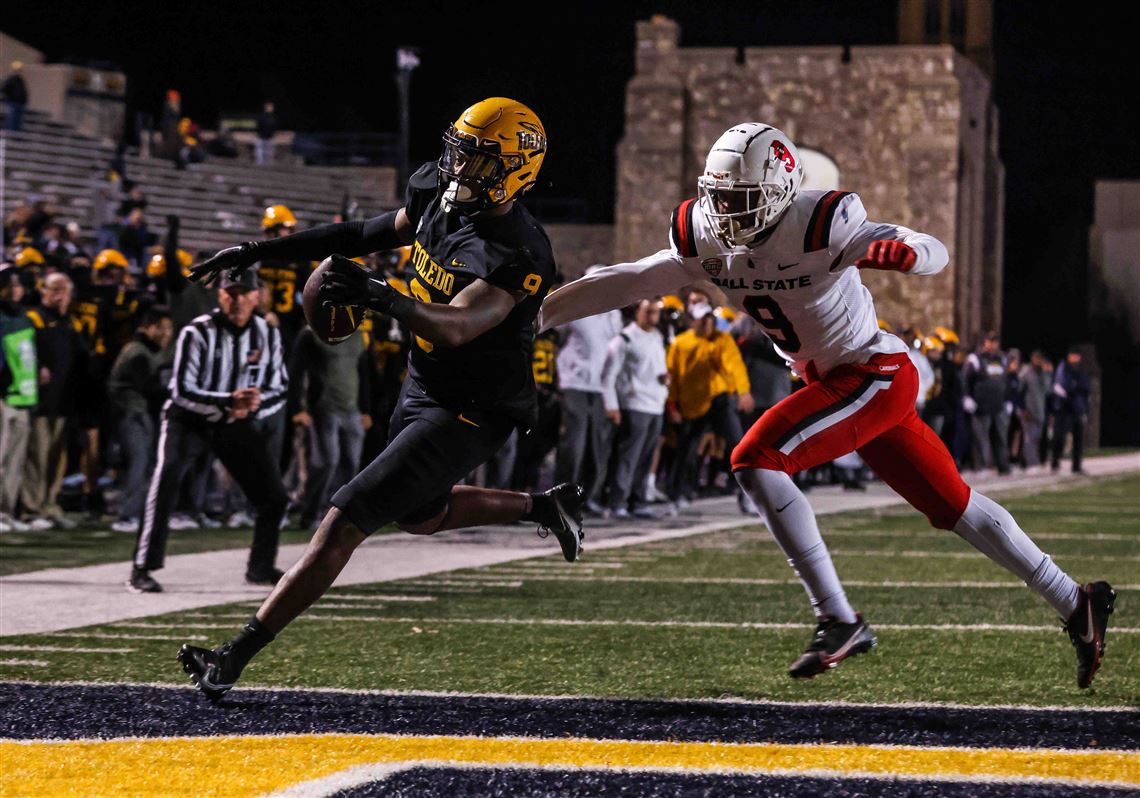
[256,257,313,352]
[401,162,556,427]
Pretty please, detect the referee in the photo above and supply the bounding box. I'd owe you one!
[128,270,289,593]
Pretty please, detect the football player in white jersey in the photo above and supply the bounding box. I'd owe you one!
[540,123,1114,688]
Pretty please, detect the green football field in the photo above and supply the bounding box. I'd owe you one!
[2,474,1136,708]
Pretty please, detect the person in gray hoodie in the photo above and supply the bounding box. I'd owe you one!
[600,298,669,518]
[554,266,623,512]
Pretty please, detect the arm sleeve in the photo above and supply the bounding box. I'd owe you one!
[252,212,404,263]
[963,353,981,398]
[599,334,627,412]
[719,334,751,396]
[170,326,232,414]
[830,193,949,276]
[539,249,705,332]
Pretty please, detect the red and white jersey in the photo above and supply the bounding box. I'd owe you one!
[540,190,949,378]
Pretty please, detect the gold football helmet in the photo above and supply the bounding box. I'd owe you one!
[933,325,960,346]
[93,249,129,271]
[15,247,45,267]
[147,249,194,278]
[262,204,297,231]
[439,97,546,213]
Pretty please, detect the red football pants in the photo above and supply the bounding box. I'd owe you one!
[731,352,970,530]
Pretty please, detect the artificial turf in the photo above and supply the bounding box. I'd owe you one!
[0,475,1135,709]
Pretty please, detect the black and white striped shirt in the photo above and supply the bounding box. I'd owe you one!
[167,310,288,422]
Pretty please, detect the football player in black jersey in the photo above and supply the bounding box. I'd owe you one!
[178,98,585,700]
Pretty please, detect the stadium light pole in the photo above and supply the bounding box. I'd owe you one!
[396,47,421,188]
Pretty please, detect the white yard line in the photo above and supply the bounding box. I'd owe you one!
[41,632,210,642]
[2,453,1136,636]
[0,659,48,667]
[7,678,1136,714]
[108,618,1140,634]
[0,644,132,654]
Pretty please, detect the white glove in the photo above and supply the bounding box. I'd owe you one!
[1003,401,1014,416]
[963,396,978,414]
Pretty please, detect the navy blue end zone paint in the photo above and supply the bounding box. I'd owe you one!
[331,768,1137,798]
[2,683,1137,750]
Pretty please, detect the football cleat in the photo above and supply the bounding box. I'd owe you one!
[1064,581,1115,689]
[178,644,240,702]
[789,614,876,679]
[532,483,585,563]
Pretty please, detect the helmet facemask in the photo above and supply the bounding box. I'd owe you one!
[439,127,507,214]
[698,159,795,247]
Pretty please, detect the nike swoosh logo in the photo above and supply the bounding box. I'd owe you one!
[820,631,864,665]
[777,262,799,271]
[775,499,796,513]
[1079,600,1095,644]
[457,413,480,428]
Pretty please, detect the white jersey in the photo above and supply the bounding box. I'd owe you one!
[540,190,949,378]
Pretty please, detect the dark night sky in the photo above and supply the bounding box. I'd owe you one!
[4,3,1138,380]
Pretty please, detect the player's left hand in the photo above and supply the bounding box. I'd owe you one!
[856,240,916,273]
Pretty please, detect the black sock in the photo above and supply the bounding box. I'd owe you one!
[224,616,276,672]
[520,492,550,523]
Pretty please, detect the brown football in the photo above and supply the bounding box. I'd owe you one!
[303,257,363,344]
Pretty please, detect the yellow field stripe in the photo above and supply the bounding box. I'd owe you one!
[2,734,1137,797]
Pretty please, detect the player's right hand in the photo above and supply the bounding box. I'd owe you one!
[189,242,259,286]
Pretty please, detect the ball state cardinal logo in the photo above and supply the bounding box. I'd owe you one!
[771,140,796,173]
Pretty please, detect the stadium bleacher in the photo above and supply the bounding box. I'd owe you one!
[1,108,399,254]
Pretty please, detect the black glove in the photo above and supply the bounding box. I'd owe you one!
[188,241,263,286]
[319,254,414,319]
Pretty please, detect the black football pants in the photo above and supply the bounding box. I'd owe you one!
[133,411,288,575]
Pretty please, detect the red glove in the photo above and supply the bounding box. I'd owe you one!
[856,240,916,273]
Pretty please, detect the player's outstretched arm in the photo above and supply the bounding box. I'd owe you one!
[189,209,414,285]
[318,255,516,348]
[538,249,698,332]
[847,223,949,276]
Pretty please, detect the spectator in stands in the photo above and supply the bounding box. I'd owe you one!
[1018,350,1050,469]
[2,61,28,132]
[107,306,172,532]
[1051,347,1091,475]
[600,298,668,519]
[665,302,752,511]
[116,184,148,220]
[128,269,289,593]
[117,208,152,271]
[21,273,84,528]
[554,271,623,514]
[1005,349,1024,467]
[256,101,277,166]
[158,89,182,162]
[0,265,39,532]
[289,325,371,530]
[963,331,1011,474]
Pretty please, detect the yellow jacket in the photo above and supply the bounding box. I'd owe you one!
[667,329,750,419]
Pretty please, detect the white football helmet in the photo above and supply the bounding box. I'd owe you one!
[698,123,804,246]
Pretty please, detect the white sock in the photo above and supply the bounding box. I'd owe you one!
[736,468,857,624]
[953,491,1081,618]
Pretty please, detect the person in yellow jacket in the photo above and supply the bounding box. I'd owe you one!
[665,302,754,508]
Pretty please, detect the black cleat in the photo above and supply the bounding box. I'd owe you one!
[245,568,285,586]
[178,644,241,702]
[126,567,163,593]
[1064,581,1115,689]
[532,483,585,562]
[789,614,876,679]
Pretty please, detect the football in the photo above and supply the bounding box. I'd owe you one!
[303,256,363,344]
